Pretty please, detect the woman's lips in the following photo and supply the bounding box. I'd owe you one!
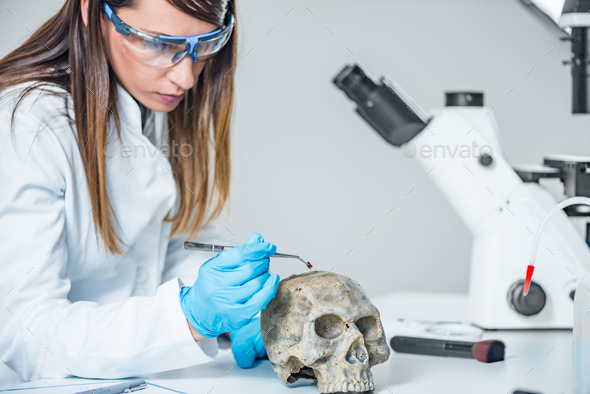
[157,92,185,104]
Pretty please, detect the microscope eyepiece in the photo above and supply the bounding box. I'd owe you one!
[333,64,377,104]
[333,64,428,147]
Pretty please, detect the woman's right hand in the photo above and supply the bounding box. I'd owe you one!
[179,232,280,338]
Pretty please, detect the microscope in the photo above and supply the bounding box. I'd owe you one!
[333,64,590,329]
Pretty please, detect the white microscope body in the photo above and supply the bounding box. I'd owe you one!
[334,64,590,329]
[412,105,590,328]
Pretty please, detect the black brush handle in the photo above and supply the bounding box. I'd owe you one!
[390,336,474,359]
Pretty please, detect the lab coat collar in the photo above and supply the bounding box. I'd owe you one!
[115,82,163,145]
[115,82,143,135]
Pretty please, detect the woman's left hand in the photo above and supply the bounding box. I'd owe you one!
[229,316,266,368]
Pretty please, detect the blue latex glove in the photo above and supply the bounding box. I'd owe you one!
[179,232,280,338]
[229,317,266,368]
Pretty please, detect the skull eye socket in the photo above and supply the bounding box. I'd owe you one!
[314,314,344,339]
[356,316,381,340]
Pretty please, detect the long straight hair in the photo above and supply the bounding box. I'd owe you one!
[0,0,236,254]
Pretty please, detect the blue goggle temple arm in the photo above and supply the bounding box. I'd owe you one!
[102,1,132,36]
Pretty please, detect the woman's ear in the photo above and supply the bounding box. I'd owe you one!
[81,0,90,27]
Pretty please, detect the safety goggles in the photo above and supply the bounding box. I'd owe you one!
[100,1,234,67]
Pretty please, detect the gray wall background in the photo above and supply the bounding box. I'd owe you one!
[2,0,587,297]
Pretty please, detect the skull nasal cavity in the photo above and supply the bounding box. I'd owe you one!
[346,340,368,365]
[314,314,344,339]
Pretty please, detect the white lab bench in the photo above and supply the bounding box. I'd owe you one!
[7,292,572,393]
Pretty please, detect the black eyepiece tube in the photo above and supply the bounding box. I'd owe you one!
[570,27,590,114]
[333,64,427,147]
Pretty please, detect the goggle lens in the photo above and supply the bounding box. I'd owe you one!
[119,26,232,67]
[192,30,232,62]
[120,34,184,67]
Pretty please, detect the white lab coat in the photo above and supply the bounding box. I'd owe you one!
[0,80,228,388]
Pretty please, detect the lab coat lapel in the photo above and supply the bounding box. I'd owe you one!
[103,83,177,249]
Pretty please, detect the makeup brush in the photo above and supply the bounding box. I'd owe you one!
[390,336,505,363]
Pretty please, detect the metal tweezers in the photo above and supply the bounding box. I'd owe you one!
[183,241,312,269]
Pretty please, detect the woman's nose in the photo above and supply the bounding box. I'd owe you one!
[167,55,197,91]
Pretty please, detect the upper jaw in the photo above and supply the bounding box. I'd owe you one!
[318,375,375,393]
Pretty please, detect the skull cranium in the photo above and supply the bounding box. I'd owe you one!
[261,271,390,393]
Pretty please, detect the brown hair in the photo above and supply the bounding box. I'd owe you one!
[0,0,236,254]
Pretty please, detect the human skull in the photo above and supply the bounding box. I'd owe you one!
[261,271,390,393]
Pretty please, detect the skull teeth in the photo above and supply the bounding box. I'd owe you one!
[321,377,374,393]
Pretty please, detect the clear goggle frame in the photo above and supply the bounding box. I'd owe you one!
[101,1,235,67]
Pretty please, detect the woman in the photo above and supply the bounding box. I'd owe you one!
[0,0,279,387]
